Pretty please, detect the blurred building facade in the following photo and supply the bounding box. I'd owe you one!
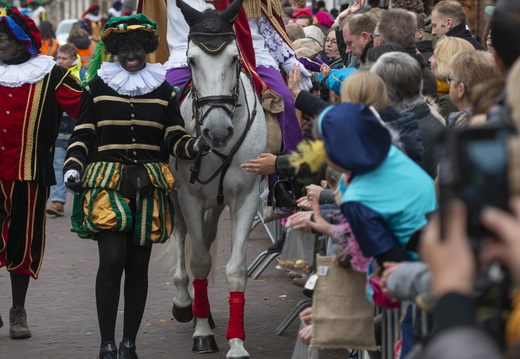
[8,0,136,27]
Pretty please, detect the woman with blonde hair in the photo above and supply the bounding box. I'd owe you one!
[429,36,473,118]
[446,50,501,127]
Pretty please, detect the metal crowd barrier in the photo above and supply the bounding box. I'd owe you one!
[380,303,432,359]
[247,180,284,279]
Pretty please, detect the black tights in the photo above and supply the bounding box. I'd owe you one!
[95,231,152,346]
[10,273,30,308]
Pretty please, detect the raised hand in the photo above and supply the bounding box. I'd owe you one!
[350,0,366,14]
[288,62,302,98]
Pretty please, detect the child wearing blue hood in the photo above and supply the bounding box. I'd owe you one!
[309,102,437,265]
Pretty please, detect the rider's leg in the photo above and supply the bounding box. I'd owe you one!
[256,65,303,155]
[165,66,192,98]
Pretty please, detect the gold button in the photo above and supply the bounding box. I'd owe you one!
[132,138,136,142]
[8,94,12,97]
[130,126,134,130]
[131,114,135,118]
[1,146,4,150]
[3,129,6,133]
[133,151,137,156]
[5,111,9,115]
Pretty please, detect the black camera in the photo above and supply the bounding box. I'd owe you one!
[439,125,510,252]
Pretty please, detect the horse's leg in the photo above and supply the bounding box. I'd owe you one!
[225,187,260,359]
[189,206,225,353]
[170,190,193,322]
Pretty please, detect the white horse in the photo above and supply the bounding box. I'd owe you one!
[169,1,266,358]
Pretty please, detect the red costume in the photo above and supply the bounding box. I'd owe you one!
[0,11,83,278]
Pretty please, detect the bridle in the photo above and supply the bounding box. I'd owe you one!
[189,32,242,130]
[187,32,259,205]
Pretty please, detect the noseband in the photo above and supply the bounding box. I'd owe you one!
[188,32,242,130]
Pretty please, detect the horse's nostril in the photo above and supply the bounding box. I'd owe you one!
[227,127,234,139]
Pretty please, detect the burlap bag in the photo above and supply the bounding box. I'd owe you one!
[310,255,378,351]
[261,89,283,155]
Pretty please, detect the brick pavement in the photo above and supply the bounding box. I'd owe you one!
[0,195,348,359]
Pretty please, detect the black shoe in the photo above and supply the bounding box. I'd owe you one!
[267,230,286,253]
[119,338,139,359]
[98,341,117,359]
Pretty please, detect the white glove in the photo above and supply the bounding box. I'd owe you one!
[282,58,313,92]
[298,63,313,92]
[193,136,211,155]
[281,56,300,74]
[64,169,81,193]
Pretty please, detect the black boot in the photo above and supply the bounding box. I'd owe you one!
[98,341,117,359]
[119,338,139,359]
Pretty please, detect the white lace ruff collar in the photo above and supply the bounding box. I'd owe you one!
[85,13,102,22]
[98,62,166,96]
[0,55,55,87]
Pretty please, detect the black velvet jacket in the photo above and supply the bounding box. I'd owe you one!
[64,77,196,174]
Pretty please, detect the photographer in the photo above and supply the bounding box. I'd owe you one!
[421,197,520,358]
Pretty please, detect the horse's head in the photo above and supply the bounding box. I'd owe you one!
[177,0,243,148]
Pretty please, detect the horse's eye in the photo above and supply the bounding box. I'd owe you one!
[188,58,195,67]
[232,56,239,65]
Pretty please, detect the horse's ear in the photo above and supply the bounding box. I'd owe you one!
[220,0,244,25]
[176,0,205,27]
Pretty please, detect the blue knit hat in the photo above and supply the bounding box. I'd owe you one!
[317,102,391,173]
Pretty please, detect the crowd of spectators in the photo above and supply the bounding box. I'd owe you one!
[240,0,520,358]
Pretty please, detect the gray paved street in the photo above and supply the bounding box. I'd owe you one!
[0,195,348,359]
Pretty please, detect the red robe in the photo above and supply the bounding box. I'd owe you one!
[0,66,82,185]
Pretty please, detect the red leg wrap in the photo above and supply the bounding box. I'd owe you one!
[192,279,210,318]
[227,291,245,341]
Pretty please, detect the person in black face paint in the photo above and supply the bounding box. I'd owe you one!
[0,7,82,341]
[63,13,208,359]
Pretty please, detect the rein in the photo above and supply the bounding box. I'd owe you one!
[188,42,258,205]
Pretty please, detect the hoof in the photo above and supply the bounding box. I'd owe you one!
[226,338,249,359]
[172,304,194,323]
[193,335,219,353]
